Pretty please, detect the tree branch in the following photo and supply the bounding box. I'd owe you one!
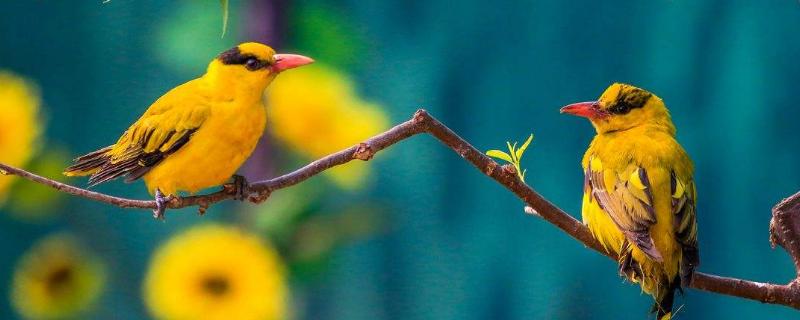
[1,109,799,310]
[772,191,800,278]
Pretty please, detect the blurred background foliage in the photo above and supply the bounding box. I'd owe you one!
[1,0,799,319]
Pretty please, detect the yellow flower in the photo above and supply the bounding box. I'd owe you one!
[11,233,106,320]
[7,149,70,221]
[0,71,42,203]
[267,64,389,188]
[144,224,287,320]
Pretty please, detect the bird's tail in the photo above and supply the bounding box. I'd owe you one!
[63,146,113,177]
[650,276,680,320]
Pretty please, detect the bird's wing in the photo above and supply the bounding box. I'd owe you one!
[671,172,699,285]
[585,156,662,261]
[87,100,210,186]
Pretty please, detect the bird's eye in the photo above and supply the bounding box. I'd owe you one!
[611,102,631,114]
[245,58,261,70]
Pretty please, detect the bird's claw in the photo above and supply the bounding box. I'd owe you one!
[232,175,249,201]
[153,189,173,220]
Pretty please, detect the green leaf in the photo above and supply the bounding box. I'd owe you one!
[220,0,229,37]
[486,150,513,163]
[506,141,517,162]
[515,134,534,160]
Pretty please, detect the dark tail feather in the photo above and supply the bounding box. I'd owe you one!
[651,277,680,320]
[86,156,140,187]
[64,147,113,177]
[681,246,700,287]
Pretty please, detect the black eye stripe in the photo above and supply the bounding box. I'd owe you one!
[608,88,652,115]
[218,47,270,70]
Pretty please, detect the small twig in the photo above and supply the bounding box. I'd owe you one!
[1,109,799,310]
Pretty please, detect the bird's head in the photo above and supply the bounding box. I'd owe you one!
[207,42,314,92]
[560,83,674,134]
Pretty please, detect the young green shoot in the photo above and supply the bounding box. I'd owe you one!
[486,134,533,182]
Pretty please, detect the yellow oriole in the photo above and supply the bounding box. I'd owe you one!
[561,83,699,319]
[64,42,313,218]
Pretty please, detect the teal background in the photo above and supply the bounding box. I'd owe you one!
[1,0,799,319]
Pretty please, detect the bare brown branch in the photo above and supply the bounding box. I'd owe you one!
[772,191,800,277]
[1,109,799,310]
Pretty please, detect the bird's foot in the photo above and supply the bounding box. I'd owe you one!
[231,175,249,201]
[224,175,268,203]
[153,189,174,220]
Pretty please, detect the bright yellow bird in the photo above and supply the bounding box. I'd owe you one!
[64,42,313,218]
[561,83,699,319]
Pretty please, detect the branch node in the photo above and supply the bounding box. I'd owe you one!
[412,109,430,124]
[197,199,209,216]
[502,164,517,176]
[248,190,271,204]
[353,142,375,161]
[484,161,497,176]
[222,183,236,195]
[167,197,181,209]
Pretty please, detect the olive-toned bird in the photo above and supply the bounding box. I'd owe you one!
[561,83,699,319]
[64,42,313,218]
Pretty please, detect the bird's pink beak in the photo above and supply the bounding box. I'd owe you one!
[560,101,608,119]
[271,54,314,73]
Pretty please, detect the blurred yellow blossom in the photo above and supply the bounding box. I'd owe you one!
[144,224,287,320]
[11,233,106,320]
[267,64,389,188]
[7,149,70,221]
[0,71,42,203]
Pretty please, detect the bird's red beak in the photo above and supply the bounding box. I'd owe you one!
[271,54,314,73]
[560,101,608,119]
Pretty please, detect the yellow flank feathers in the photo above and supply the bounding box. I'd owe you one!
[566,83,699,318]
[672,176,685,199]
[64,43,313,197]
[629,168,647,191]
